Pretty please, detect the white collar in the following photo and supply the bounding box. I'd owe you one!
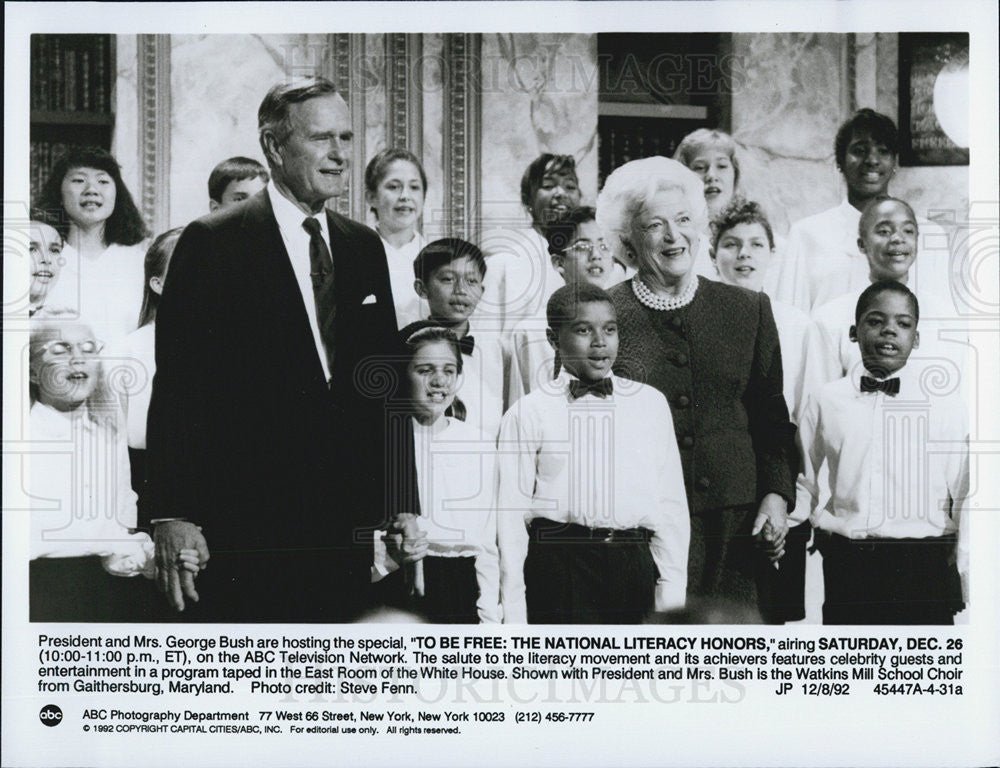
[267,181,331,244]
[838,197,861,222]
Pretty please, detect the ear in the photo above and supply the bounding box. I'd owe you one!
[857,236,868,256]
[913,329,920,349]
[546,327,559,352]
[209,199,220,213]
[261,131,282,169]
[621,241,639,269]
[550,253,565,277]
[414,279,428,299]
[849,324,858,343]
[150,276,164,296]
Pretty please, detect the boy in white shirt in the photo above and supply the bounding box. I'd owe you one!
[413,238,508,439]
[796,281,968,624]
[497,283,690,623]
[507,206,619,406]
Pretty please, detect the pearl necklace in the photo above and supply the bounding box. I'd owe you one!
[631,275,698,311]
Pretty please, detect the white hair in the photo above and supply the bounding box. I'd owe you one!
[597,156,708,247]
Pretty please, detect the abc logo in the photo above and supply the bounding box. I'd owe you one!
[39,704,63,727]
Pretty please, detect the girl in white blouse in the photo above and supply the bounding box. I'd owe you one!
[28,311,198,621]
[34,146,150,347]
[388,324,501,623]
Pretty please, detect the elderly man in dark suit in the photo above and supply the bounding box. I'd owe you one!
[144,76,411,622]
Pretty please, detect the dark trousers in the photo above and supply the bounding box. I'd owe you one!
[171,547,373,623]
[30,557,162,623]
[524,518,656,624]
[818,533,962,625]
[758,520,812,623]
[373,555,480,623]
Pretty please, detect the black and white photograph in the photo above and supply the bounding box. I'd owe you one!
[3,2,999,766]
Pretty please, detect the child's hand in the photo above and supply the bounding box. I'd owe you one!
[752,493,788,563]
[386,513,428,566]
[177,548,203,574]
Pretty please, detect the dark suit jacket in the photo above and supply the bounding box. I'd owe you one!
[143,190,408,620]
[611,277,796,515]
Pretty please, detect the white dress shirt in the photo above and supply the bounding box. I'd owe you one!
[769,199,952,313]
[507,318,556,408]
[411,417,501,623]
[496,372,690,622]
[30,403,153,576]
[771,298,813,425]
[267,182,334,381]
[795,365,969,551]
[379,231,427,329]
[455,319,508,441]
[44,242,146,347]
[805,284,968,397]
[106,322,156,449]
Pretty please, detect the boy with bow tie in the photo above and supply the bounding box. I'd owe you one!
[413,238,507,439]
[497,283,690,623]
[795,281,969,624]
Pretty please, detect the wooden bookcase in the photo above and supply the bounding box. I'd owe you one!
[30,34,115,204]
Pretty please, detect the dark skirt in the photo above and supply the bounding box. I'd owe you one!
[686,505,775,623]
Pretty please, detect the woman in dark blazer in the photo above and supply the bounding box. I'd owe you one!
[597,156,796,620]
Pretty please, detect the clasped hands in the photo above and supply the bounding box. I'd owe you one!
[152,520,210,612]
[752,492,789,563]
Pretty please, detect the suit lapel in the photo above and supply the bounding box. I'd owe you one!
[243,190,328,384]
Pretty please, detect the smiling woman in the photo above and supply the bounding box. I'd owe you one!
[365,148,430,328]
[34,146,150,346]
[598,156,798,623]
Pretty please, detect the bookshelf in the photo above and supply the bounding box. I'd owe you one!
[30,34,116,204]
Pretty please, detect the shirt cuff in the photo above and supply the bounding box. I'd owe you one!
[655,581,686,613]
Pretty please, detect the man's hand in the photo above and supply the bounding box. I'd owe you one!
[752,493,789,563]
[385,513,428,567]
[153,521,210,611]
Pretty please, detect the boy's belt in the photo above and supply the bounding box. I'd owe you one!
[529,518,651,544]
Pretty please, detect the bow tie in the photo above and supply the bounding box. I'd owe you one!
[860,375,900,396]
[458,335,475,356]
[569,378,614,400]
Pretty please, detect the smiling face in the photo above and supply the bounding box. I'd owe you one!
[530,168,582,226]
[416,255,485,328]
[850,290,919,377]
[406,339,460,425]
[688,149,736,216]
[31,324,102,411]
[61,166,117,230]
[859,199,919,283]
[628,188,700,290]
[712,221,773,292]
[553,220,615,289]
[368,159,425,237]
[29,221,64,304]
[267,93,353,212]
[841,129,896,204]
[549,299,619,383]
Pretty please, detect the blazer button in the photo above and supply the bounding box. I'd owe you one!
[695,476,710,491]
[669,316,683,330]
[676,394,691,408]
[674,352,688,366]
[681,435,694,448]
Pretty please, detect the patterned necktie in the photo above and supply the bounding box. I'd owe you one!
[860,375,900,396]
[569,377,613,400]
[458,335,475,356]
[302,216,336,376]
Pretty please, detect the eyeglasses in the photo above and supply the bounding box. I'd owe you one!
[564,239,611,258]
[40,339,104,357]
